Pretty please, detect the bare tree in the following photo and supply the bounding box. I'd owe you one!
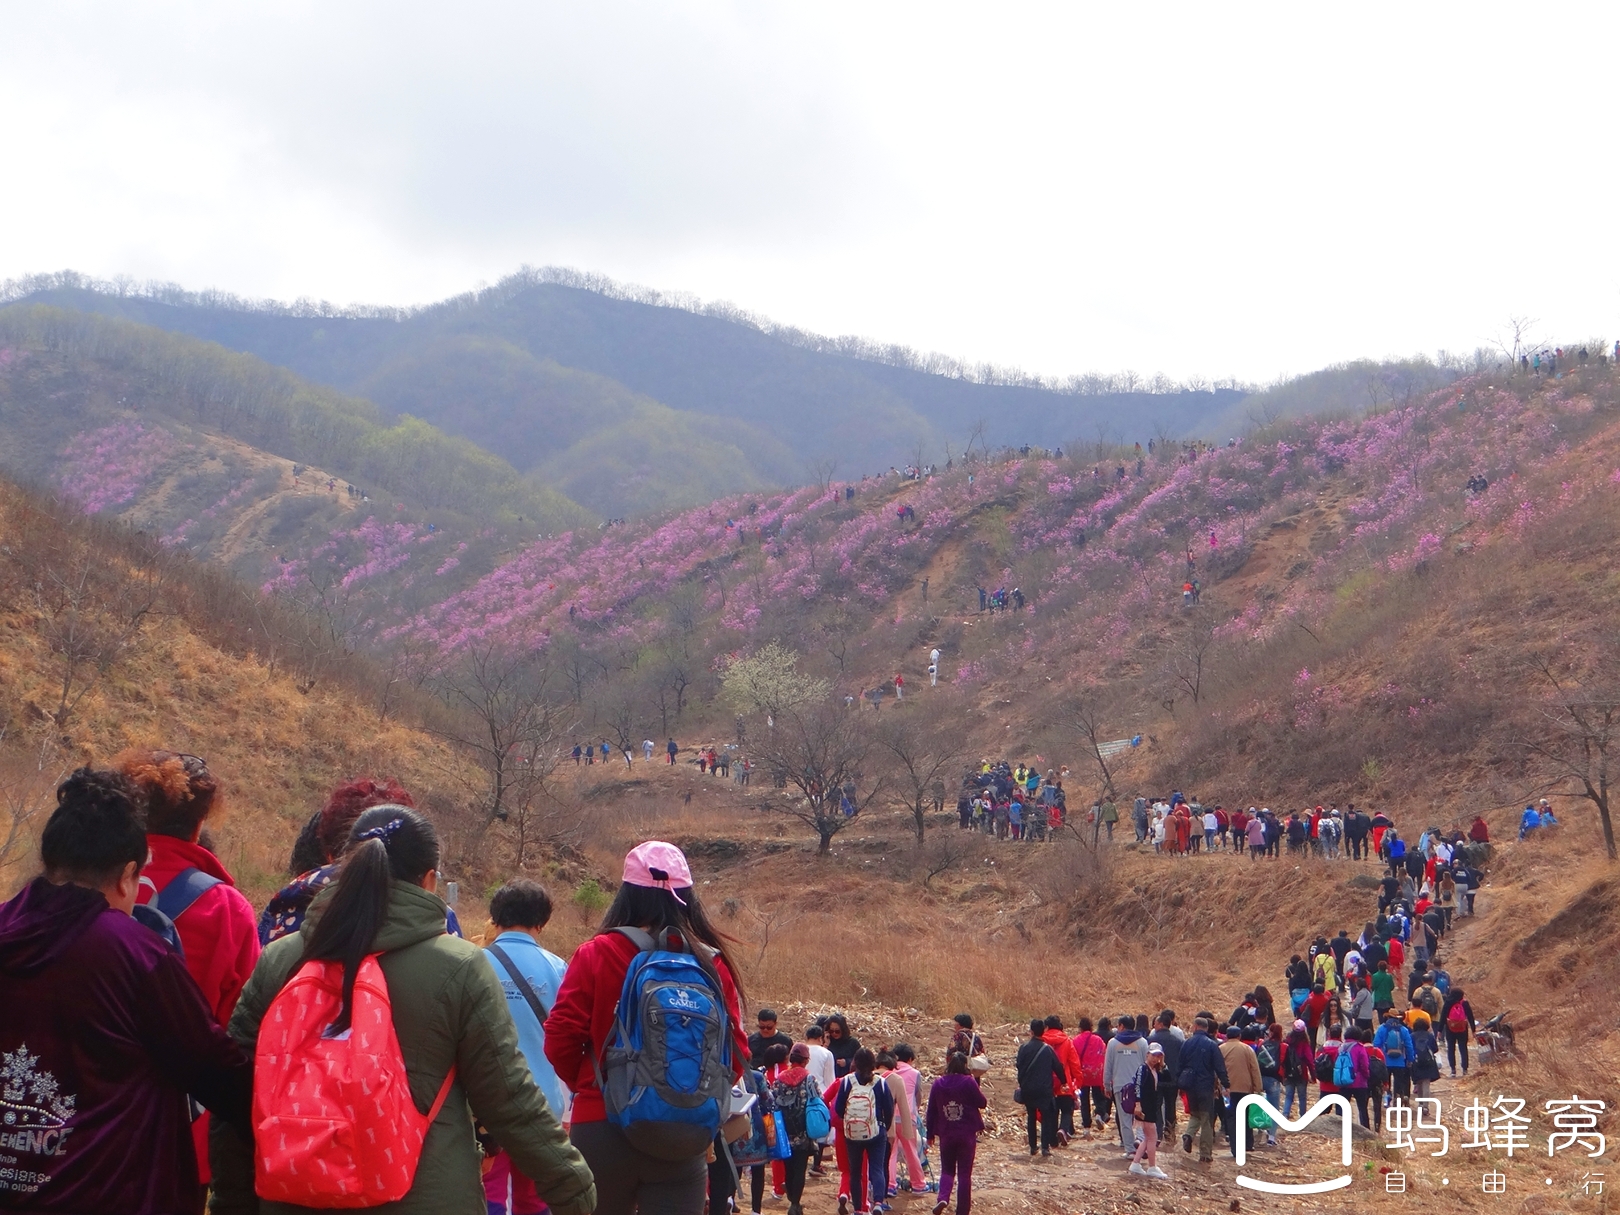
[1523,648,1620,860]
[877,709,968,843]
[1061,690,1121,815]
[34,554,162,726]
[429,644,568,828]
[963,420,988,464]
[0,729,66,876]
[592,676,648,767]
[810,456,840,494]
[755,703,885,855]
[915,830,974,889]
[1160,614,1218,710]
[1491,315,1539,367]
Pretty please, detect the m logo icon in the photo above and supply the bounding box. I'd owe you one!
[1233,1094,1354,1195]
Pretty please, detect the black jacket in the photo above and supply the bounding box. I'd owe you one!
[1014,1038,1065,1105]
[1147,1028,1183,1084]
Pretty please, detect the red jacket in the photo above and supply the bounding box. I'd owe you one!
[1043,1028,1083,1098]
[142,836,260,1186]
[1302,989,1331,1029]
[545,929,748,1124]
[141,835,261,1027]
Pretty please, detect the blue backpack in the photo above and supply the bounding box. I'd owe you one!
[1333,1044,1355,1088]
[595,927,735,1160]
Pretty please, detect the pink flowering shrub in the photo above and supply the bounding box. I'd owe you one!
[58,421,171,514]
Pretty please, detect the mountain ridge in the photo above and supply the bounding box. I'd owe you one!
[6,270,1247,515]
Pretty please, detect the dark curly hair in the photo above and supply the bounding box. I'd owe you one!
[489,879,554,930]
[113,748,221,840]
[42,767,148,884]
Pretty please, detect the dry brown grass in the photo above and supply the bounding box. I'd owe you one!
[0,480,488,901]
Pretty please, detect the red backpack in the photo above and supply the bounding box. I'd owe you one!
[253,955,456,1207]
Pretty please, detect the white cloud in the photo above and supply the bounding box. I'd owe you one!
[3,1,1617,382]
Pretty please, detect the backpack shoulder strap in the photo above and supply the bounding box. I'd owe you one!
[488,942,549,1025]
[153,867,222,923]
[612,925,658,952]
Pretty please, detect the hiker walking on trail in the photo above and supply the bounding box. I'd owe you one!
[832,1048,894,1215]
[1374,1011,1415,1109]
[484,880,572,1215]
[1015,1018,1064,1158]
[1070,1017,1110,1132]
[546,840,746,1215]
[1218,1025,1263,1158]
[1281,1020,1314,1118]
[667,738,679,765]
[1042,1016,1084,1143]
[1441,987,1475,1077]
[218,805,595,1215]
[1104,1015,1148,1155]
[927,1051,986,1215]
[1176,1018,1229,1163]
[766,1044,818,1215]
[0,768,255,1215]
[1147,1012,1183,1139]
[1126,1045,1169,1180]
[1408,1013,1442,1100]
[118,747,260,1193]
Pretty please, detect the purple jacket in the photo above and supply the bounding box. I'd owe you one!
[925,1073,987,1139]
[0,877,251,1213]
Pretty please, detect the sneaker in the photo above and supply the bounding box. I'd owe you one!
[1181,1135,1193,1154]
[932,1204,948,1215]
[1056,1130,1070,1146]
[1128,1163,1147,1176]
[788,1205,803,1215]
[1144,1166,1170,1180]
[839,1197,850,1215]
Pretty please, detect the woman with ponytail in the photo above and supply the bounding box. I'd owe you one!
[546,840,750,1215]
[212,806,596,1215]
[257,777,420,945]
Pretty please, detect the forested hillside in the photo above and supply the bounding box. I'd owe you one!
[8,270,1246,515]
[366,357,1620,854]
[0,306,595,639]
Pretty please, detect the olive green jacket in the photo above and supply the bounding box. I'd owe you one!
[210,881,595,1215]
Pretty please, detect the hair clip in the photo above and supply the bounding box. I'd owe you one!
[356,817,405,843]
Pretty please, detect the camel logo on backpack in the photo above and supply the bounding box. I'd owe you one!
[252,955,456,1207]
[596,927,733,1160]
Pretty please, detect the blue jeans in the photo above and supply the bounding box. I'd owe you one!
[1282,1080,1308,1119]
[847,1131,889,1212]
[1261,1078,1283,1138]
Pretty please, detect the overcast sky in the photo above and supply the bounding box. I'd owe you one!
[4,2,1616,384]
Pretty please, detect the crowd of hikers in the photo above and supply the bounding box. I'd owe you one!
[0,748,1498,1215]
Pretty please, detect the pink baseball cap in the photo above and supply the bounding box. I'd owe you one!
[623,840,693,903]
